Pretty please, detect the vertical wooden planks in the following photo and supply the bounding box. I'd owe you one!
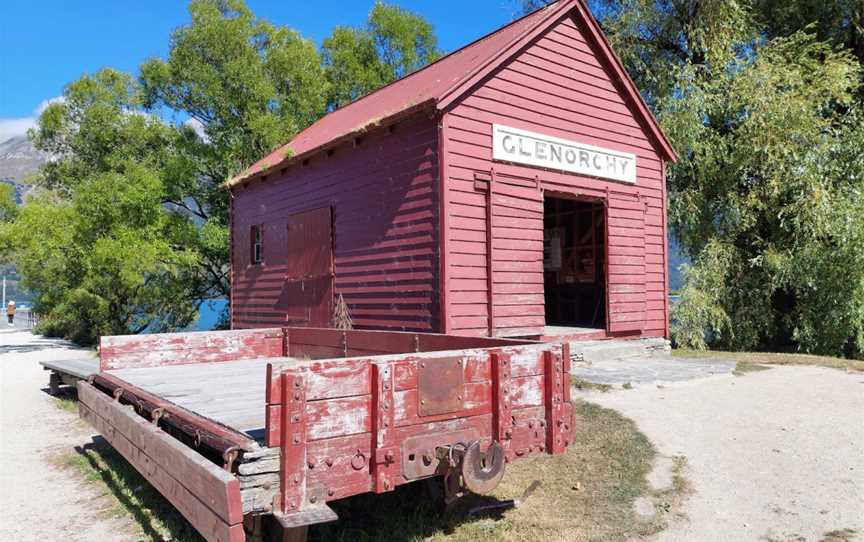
[370,362,397,493]
[491,351,514,457]
[280,372,307,514]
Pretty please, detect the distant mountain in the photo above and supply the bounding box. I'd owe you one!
[0,136,47,203]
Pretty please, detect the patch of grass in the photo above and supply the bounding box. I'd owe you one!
[622,382,633,390]
[733,361,772,376]
[673,349,864,373]
[57,439,204,542]
[314,400,683,542]
[53,394,80,413]
[821,528,858,542]
[571,376,612,393]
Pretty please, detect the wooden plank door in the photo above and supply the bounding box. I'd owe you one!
[282,207,334,328]
[606,194,646,334]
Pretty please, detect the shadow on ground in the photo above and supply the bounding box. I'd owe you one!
[71,436,510,542]
[312,481,507,542]
[72,437,205,542]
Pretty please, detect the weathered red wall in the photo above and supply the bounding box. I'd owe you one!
[231,113,441,332]
[441,13,668,338]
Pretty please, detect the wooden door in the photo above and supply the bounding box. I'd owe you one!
[281,207,334,327]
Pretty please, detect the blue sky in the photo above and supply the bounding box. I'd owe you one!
[0,0,528,140]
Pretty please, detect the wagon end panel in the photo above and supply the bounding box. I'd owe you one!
[77,381,245,542]
[263,341,574,525]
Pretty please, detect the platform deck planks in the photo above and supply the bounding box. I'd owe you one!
[40,357,100,380]
[108,357,305,443]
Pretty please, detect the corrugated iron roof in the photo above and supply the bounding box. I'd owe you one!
[228,0,675,188]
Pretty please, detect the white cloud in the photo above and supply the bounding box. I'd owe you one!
[35,96,65,115]
[0,117,37,142]
[184,117,209,142]
[0,96,64,143]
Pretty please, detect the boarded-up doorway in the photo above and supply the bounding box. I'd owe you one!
[543,197,606,329]
[280,206,334,327]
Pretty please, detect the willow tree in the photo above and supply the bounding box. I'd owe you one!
[570,0,864,356]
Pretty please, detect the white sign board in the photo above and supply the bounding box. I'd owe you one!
[492,124,637,183]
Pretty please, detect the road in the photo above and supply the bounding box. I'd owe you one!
[0,329,135,541]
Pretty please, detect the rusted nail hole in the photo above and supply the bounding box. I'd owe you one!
[409,453,416,462]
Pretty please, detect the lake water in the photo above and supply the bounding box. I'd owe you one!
[195,299,228,331]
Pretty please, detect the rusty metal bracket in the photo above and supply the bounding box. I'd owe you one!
[222,446,241,472]
[417,357,465,416]
[150,407,165,425]
[401,429,479,480]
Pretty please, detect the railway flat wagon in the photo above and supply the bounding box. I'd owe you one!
[77,327,574,541]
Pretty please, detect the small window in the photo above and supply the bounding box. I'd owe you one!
[251,224,263,264]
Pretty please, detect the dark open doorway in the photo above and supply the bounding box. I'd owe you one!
[543,196,606,330]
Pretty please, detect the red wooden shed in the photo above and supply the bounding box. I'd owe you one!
[227,0,677,343]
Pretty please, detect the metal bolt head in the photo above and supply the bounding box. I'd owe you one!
[310,496,317,504]
[328,488,335,496]
[325,457,333,467]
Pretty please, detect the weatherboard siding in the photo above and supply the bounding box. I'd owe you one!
[442,13,668,338]
[231,113,440,332]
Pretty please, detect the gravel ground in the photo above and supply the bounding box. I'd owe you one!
[0,330,135,541]
[572,355,736,386]
[577,364,864,542]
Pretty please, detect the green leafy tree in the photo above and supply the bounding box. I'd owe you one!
[0,185,17,222]
[520,0,553,13]
[5,0,444,344]
[139,0,329,302]
[2,70,201,343]
[322,2,441,109]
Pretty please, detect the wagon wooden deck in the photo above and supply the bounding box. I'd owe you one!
[109,358,303,443]
[40,357,99,394]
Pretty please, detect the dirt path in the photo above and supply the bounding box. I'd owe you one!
[0,330,135,541]
[577,364,864,542]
